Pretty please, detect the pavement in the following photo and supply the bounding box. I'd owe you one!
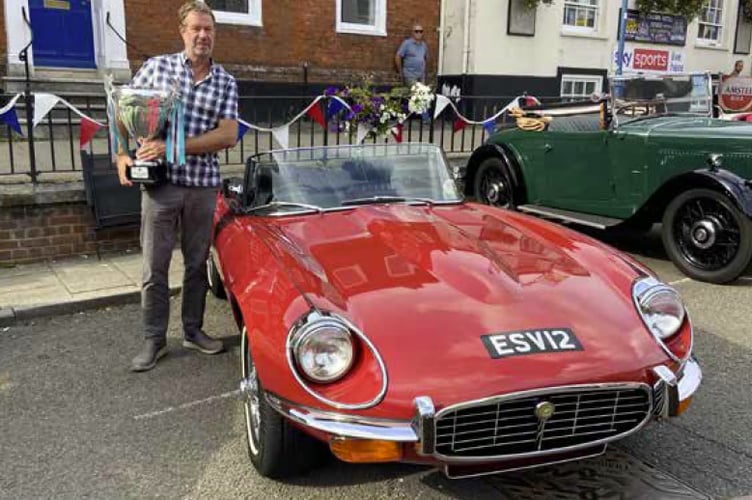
[0,248,184,327]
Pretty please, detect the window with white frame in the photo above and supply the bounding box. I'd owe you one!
[561,75,602,101]
[697,0,723,44]
[336,0,387,36]
[205,0,262,26]
[562,0,599,31]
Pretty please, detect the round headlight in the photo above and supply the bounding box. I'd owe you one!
[638,286,686,340]
[294,322,354,383]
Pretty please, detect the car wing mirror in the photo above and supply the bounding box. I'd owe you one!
[222,177,245,210]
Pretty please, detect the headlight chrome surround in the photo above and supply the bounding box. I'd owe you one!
[286,310,388,410]
[632,276,691,363]
[292,318,354,383]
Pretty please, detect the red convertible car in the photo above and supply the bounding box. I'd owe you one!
[208,143,701,479]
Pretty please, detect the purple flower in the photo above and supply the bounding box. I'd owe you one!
[345,111,356,121]
[324,86,338,97]
[352,104,364,114]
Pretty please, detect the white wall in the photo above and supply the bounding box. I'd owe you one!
[4,0,130,79]
[441,0,751,78]
[5,0,33,72]
[442,0,468,75]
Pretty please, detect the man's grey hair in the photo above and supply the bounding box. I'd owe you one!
[178,1,215,26]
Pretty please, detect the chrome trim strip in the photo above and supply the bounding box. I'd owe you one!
[631,276,694,365]
[249,205,357,217]
[265,392,417,442]
[433,383,652,463]
[442,444,608,479]
[285,310,388,410]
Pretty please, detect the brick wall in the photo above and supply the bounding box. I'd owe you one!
[0,202,139,265]
[124,0,440,84]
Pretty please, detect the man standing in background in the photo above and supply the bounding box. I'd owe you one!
[395,23,429,86]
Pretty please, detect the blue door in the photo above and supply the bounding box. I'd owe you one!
[29,0,96,68]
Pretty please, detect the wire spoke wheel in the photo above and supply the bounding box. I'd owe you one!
[663,188,752,284]
[474,157,515,208]
[674,197,740,271]
[241,330,262,456]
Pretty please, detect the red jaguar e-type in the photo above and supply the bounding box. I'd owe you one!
[208,143,701,479]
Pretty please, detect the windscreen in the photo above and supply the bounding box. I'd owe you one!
[611,73,712,118]
[250,144,461,210]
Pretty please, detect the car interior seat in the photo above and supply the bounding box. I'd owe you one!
[342,160,397,198]
[254,163,275,206]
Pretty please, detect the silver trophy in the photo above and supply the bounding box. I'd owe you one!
[106,77,183,184]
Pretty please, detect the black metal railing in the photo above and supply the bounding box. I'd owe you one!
[18,6,37,183]
[0,93,557,181]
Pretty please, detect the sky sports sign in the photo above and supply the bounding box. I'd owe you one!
[613,47,684,74]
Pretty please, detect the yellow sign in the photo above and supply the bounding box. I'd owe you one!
[44,0,70,10]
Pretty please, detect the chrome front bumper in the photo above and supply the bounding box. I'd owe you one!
[261,357,702,450]
[653,356,702,417]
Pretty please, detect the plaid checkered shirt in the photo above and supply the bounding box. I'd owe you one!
[131,52,238,188]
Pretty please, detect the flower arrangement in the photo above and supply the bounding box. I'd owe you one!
[325,80,434,139]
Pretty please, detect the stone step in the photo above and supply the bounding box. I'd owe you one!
[2,68,126,95]
[4,78,108,95]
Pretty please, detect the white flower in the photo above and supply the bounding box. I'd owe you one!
[407,84,435,115]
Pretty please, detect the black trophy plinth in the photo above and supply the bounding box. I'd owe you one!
[126,160,168,185]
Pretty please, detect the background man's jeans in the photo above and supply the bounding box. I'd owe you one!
[140,183,217,342]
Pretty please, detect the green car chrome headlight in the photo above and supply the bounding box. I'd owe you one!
[292,318,354,383]
[633,277,686,340]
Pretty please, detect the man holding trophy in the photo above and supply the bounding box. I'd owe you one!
[113,1,238,372]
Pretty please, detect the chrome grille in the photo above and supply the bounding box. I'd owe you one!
[435,386,651,458]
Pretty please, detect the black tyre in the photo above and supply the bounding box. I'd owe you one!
[207,254,226,299]
[241,328,325,478]
[473,156,517,209]
[662,188,752,284]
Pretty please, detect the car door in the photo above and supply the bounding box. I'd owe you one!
[540,116,614,214]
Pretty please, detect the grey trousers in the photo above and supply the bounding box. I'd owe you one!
[140,183,217,341]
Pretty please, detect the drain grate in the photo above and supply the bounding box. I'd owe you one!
[484,448,709,499]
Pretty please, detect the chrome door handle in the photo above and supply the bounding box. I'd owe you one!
[543,144,553,152]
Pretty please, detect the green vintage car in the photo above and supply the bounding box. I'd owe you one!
[464,73,752,284]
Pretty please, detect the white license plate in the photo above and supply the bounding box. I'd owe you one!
[130,166,149,179]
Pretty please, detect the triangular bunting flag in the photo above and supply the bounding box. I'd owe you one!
[0,107,22,135]
[33,93,60,128]
[326,98,347,120]
[307,102,326,129]
[356,123,370,144]
[453,118,468,133]
[391,124,403,143]
[237,121,250,143]
[483,119,495,135]
[272,124,290,150]
[434,94,451,119]
[79,117,102,150]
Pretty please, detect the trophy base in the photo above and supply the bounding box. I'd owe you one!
[126,160,167,185]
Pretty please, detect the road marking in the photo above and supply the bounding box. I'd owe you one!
[667,276,752,286]
[133,389,240,421]
[668,277,692,286]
